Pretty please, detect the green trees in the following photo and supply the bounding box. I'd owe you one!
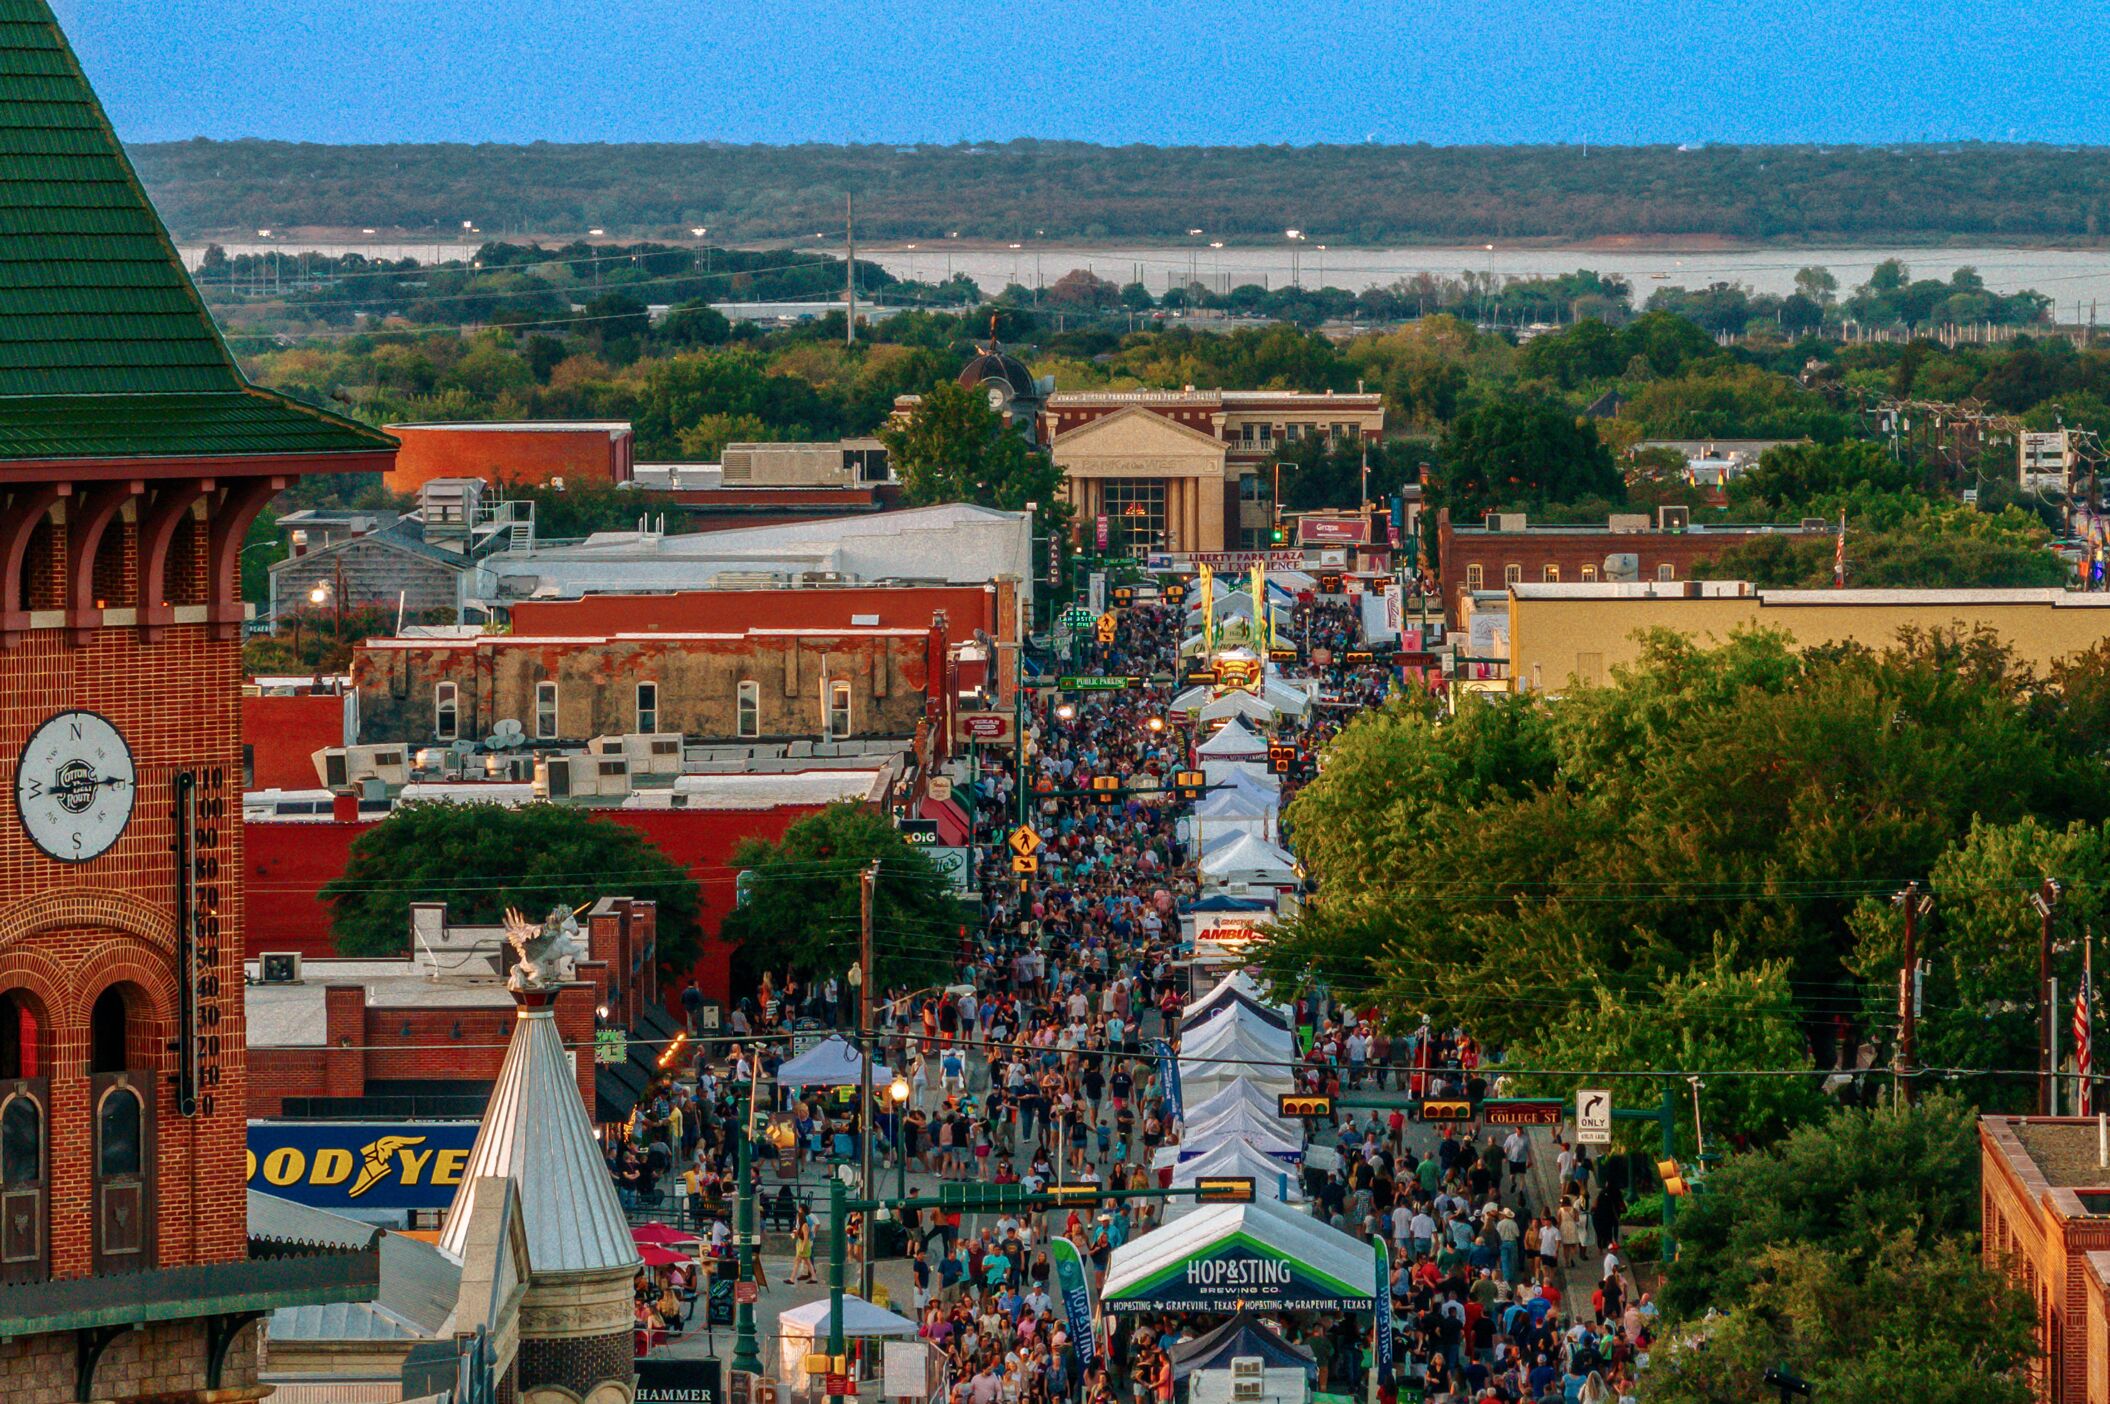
[1261,629,2110,1083]
[322,802,700,965]
[1432,398,1622,514]
[1644,1096,2034,1404]
[719,804,961,993]
[879,379,1067,514]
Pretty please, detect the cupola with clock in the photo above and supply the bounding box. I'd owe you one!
[956,314,1051,446]
[0,5,397,1397]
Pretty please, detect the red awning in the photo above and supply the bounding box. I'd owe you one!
[921,795,971,847]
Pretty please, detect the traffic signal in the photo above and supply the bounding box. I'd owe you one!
[1269,526,1287,546]
[1164,584,1187,604]
[1418,1099,1474,1122]
[1278,1093,1333,1118]
[1173,769,1207,801]
[1657,1159,1690,1197]
[1319,572,1343,595]
[1041,1183,1100,1203]
[1092,775,1122,805]
[1111,585,1135,607]
[1268,743,1295,775]
[1194,1177,1256,1204]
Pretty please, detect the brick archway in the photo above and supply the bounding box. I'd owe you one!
[0,890,176,967]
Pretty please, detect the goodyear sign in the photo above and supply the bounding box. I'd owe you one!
[246,1121,482,1211]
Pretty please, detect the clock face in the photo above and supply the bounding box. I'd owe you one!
[16,711,135,863]
[986,384,1008,411]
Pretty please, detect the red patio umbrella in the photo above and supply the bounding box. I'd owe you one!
[637,1243,693,1268]
[632,1223,702,1247]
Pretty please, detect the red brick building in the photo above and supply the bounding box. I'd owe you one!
[0,7,394,1393]
[1980,1117,2110,1404]
[241,684,352,791]
[383,421,635,493]
[1435,507,1832,624]
[245,898,659,1120]
[243,770,892,1000]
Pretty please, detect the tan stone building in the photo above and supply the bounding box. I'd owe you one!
[1045,390,1384,556]
[1979,1117,2110,1404]
[351,624,949,747]
[1503,583,2110,694]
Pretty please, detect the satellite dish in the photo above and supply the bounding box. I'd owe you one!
[488,718,525,751]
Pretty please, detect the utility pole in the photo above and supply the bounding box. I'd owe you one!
[857,860,878,1299]
[845,194,857,347]
[1893,882,1931,1105]
[2035,879,2063,1115]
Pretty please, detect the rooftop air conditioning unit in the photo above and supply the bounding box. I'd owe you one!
[1658,505,1691,531]
[537,754,575,800]
[1801,517,1831,531]
[259,952,303,985]
[1230,1358,1264,1379]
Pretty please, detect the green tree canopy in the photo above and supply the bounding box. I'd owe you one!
[880,379,1069,519]
[322,802,701,966]
[1432,397,1622,514]
[719,803,961,994]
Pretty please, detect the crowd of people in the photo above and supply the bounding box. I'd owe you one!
[605,579,1653,1401]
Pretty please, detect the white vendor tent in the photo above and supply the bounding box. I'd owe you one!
[774,1034,891,1089]
[1199,690,1279,727]
[1183,1006,1296,1061]
[1196,717,1270,761]
[1200,832,1299,886]
[777,1294,919,1383]
[1181,1080,1295,1128]
[1181,1064,1291,1114]
[1100,1198,1377,1314]
[1164,1140,1305,1219]
[1184,971,1293,1030]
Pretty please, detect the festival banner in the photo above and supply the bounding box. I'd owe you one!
[1373,1238,1395,1384]
[1153,1037,1184,1123]
[1198,564,1217,655]
[1049,1234,1100,1373]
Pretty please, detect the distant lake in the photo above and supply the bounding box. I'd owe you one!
[178,240,2110,316]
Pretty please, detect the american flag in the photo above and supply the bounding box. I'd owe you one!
[2076,931,2094,1116]
[1833,511,1847,588]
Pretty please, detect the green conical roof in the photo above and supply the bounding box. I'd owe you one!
[0,0,393,463]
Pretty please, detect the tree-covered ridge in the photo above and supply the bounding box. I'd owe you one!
[132,139,2110,244]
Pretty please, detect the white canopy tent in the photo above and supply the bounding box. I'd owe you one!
[1165,1139,1305,1219]
[1180,1079,1296,1127]
[1196,718,1270,761]
[774,1034,891,1090]
[1154,1107,1302,1165]
[1199,690,1279,727]
[1183,1005,1296,1061]
[1184,970,1293,1026]
[1201,759,1278,795]
[776,1294,919,1383]
[1200,832,1299,886]
[1100,1198,1377,1314]
[1179,1058,1295,1112]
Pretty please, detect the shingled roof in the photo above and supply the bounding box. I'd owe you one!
[0,0,393,463]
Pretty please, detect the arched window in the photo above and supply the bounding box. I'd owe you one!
[97,1087,141,1177]
[1,1094,39,1185]
[89,986,129,1075]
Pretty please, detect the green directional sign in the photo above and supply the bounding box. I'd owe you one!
[1057,675,1133,691]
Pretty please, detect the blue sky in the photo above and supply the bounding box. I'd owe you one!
[53,0,2110,148]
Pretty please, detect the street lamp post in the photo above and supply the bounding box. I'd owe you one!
[730,1078,763,1377]
[889,1075,911,1206]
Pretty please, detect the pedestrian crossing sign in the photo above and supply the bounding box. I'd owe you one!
[1008,825,1041,857]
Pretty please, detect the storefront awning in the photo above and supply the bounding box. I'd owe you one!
[1100,1198,1376,1314]
[921,795,972,847]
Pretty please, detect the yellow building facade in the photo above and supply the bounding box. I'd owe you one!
[1505,583,2110,693]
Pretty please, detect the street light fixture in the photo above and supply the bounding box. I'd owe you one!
[1146,717,1166,733]
[1054,703,1076,722]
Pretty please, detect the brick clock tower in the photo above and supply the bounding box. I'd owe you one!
[0,5,397,1400]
